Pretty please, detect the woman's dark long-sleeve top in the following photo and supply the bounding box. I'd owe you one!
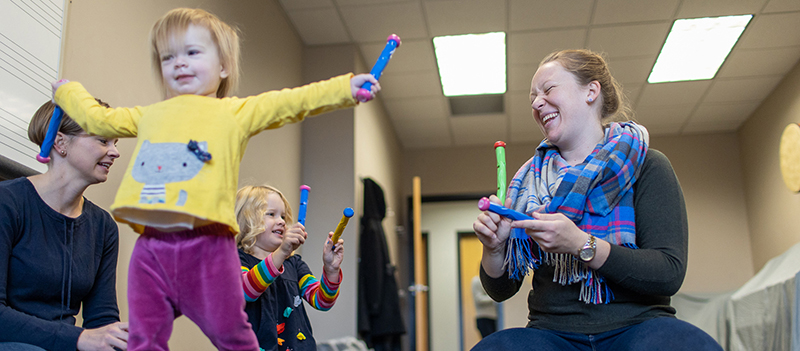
[481,149,688,334]
[0,178,121,350]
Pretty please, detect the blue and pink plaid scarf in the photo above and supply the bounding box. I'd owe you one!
[505,122,649,304]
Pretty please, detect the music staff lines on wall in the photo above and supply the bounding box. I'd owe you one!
[0,108,38,156]
[0,0,64,173]
[0,37,55,97]
[9,0,61,38]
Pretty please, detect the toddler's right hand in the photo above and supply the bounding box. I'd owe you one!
[350,73,380,100]
[51,79,70,103]
[278,223,307,258]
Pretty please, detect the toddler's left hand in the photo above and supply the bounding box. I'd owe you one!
[350,74,380,101]
[322,231,344,278]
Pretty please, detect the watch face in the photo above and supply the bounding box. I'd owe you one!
[580,248,594,261]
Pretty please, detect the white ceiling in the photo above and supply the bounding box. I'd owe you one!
[278,0,800,149]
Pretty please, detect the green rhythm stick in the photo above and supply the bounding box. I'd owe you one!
[494,141,507,203]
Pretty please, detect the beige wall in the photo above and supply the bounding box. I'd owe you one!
[649,133,755,292]
[65,0,305,349]
[300,44,404,341]
[738,59,800,271]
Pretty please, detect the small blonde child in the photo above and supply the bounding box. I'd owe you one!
[51,7,376,351]
[235,185,343,351]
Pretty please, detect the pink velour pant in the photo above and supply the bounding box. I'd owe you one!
[128,224,259,351]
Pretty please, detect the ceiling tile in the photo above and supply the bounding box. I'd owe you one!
[392,117,452,149]
[737,12,800,50]
[690,102,759,125]
[507,29,586,65]
[625,84,643,107]
[424,0,506,37]
[703,76,783,103]
[587,23,671,58]
[383,97,449,121]
[508,0,593,31]
[507,64,537,92]
[645,123,682,136]
[450,114,509,146]
[676,0,769,18]
[682,120,741,135]
[279,0,334,11]
[636,80,712,107]
[339,2,428,43]
[360,38,437,73]
[506,92,542,143]
[718,46,800,78]
[337,0,414,5]
[608,56,656,85]
[593,0,680,25]
[286,9,350,45]
[634,104,694,127]
[378,71,443,99]
[763,0,800,12]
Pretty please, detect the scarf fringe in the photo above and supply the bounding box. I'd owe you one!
[504,228,538,280]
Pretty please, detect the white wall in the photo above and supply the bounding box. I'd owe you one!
[421,201,530,351]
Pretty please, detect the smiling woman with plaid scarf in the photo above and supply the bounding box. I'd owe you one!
[471,50,722,351]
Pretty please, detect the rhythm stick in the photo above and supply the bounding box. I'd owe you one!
[478,197,535,221]
[494,141,507,203]
[36,106,65,163]
[356,34,401,103]
[297,185,311,226]
[331,207,354,246]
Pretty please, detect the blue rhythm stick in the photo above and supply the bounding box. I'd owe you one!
[356,34,402,103]
[297,185,311,226]
[36,106,65,163]
[478,197,535,221]
[479,197,537,280]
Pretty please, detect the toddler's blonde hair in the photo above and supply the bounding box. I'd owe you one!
[150,8,241,98]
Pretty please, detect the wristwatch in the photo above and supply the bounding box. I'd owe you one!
[578,235,596,262]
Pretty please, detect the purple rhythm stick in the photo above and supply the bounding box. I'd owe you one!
[478,197,535,221]
[356,34,401,103]
[298,185,311,226]
[36,106,64,163]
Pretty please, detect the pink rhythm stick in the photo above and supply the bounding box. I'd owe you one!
[298,185,311,226]
[478,197,535,221]
[356,34,402,103]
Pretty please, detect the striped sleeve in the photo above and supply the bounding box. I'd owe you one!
[298,269,342,311]
[242,253,284,302]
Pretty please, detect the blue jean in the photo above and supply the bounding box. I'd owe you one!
[471,317,722,351]
[0,343,46,350]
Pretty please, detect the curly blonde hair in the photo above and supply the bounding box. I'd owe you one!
[235,185,293,254]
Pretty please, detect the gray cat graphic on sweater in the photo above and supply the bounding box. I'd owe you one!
[131,140,207,206]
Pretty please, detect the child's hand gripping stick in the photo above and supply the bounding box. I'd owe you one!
[331,207,354,247]
[478,197,535,221]
[494,141,507,203]
[356,34,401,103]
[36,106,64,163]
[297,185,311,226]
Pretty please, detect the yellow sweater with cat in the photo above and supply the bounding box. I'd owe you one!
[55,74,356,235]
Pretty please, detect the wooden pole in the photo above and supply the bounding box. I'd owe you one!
[412,176,427,351]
